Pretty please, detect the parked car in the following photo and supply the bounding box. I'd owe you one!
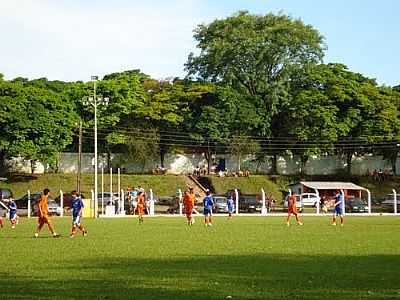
[283,195,304,212]
[300,193,320,207]
[214,196,228,213]
[345,198,369,213]
[239,196,262,213]
[54,192,87,209]
[15,193,62,216]
[381,194,400,212]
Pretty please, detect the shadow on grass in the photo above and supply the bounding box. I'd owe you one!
[0,254,399,299]
[6,173,39,184]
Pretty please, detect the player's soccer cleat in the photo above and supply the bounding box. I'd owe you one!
[83,231,88,237]
[331,223,337,226]
[297,222,303,226]
[53,233,60,238]
[286,222,290,226]
[34,233,39,238]
[69,235,74,238]
[340,224,344,227]
[11,225,15,229]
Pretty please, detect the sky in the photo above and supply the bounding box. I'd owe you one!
[0,0,399,86]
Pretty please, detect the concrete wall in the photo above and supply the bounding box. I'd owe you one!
[5,152,398,176]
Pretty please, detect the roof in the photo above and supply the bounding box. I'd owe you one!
[296,181,367,191]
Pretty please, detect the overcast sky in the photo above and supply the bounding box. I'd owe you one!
[0,0,399,86]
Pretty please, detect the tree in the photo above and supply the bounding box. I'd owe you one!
[186,11,325,136]
[0,80,76,173]
[228,136,260,171]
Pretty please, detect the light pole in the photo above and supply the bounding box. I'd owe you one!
[83,76,109,218]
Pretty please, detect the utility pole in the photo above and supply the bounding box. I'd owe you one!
[77,120,82,194]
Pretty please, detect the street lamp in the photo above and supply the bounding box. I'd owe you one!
[82,76,109,218]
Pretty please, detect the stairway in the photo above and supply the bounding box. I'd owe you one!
[184,175,207,203]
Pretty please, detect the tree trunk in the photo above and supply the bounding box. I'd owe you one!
[300,155,309,175]
[205,151,211,175]
[0,151,6,176]
[160,147,165,168]
[238,153,241,171]
[346,152,353,175]
[30,160,36,174]
[271,154,278,175]
[390,151,398,175]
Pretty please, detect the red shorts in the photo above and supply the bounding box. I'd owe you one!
[185,207,193,216]
[136,205,145,215]
[38,216,51,225]
[288,207,298,215]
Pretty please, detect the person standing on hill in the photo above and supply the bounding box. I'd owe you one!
[34,188,60,238]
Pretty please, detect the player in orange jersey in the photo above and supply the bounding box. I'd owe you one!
[135,191,146,224]
[34,188,60,238]
[286,193,303,226]
[183,187,195,225]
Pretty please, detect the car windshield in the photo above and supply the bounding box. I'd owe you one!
[215,198,225,204]
[350,199,364,205]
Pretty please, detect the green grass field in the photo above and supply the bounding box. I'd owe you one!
[1,216,399,299]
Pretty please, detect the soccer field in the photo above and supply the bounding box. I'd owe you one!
[0,216,399,299]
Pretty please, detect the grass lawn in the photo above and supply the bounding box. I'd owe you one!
[204,176,282,200]
[0,216,399,299]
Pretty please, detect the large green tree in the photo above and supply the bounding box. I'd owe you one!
[186,11,325,136]
[0,80,76,173]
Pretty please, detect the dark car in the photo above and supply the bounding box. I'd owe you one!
[239,196,262,213]
[346,198,369,213]
[54,192,87,209]
[15,193,62,216]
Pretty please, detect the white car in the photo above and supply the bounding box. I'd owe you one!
[300,193,320,207]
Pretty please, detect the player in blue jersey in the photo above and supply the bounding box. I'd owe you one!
[8,199,18,229]
[332,190,344,226]
[227,193,235,219]
[70,191,88,238]
[203,190,214,226]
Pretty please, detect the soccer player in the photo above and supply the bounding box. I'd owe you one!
[34,188,60,238]
[70,191,87,238]
[183,188,195,225]
[286,192,303,226]
[8,199,18,229]
[332,190,345,226]
[136,191,145,224]
[227,193,235,219]
[203,190,214,226]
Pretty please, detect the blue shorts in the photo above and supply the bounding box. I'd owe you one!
[72,215,81,225]
[334,206,343,216]
[228,205,235,213]
[9,212,17,221]
[203,207,213,216]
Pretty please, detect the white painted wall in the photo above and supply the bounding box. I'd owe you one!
[5,152,398,176]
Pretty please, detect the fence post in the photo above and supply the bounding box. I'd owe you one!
[91,189,94,218]
[178,189,183,216]
[101,167,104,216]
[366,189,372,214]
[235,189,239,215]
[110,168,113,204]
[27,190,31,218]
[149,189,155,216]
[392,189,397,215]
[121,189,125,215]
[118,168,121,213]
[261,188,267,215]
[341,189,345,216]
[315,190,320,215]
[60,190,64,217]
